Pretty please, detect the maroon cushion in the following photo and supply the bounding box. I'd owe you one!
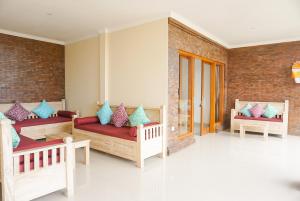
[18,155,61,172]
[234,115,283,122]
[129,122,160,137]
[75,123,137,141]
[13,116,72,134]
[111,103,128,127]
[13,135,63,172]
[57,110,77,118]
[5,103,31,121]
[14,135,63,152]
[74,116,99,126]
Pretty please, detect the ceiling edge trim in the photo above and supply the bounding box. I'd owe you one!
[0,29,65,45]
[230,37,300,48]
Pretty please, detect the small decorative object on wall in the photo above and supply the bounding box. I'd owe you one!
[291,61,300,83]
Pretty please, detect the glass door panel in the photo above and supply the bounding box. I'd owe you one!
[202,62,211,134]
[215,64,225,129]
[178,56,193,137]
[194,59,202,135]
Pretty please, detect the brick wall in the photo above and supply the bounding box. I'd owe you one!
[168,19,228,153]
[227,41,300,134]
[0,33,65,103]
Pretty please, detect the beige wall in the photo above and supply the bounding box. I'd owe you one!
[65,18,169,116]
[108,19,169,107]
[65,36,100,116]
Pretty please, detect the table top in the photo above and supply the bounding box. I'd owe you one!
[46,132,89,143]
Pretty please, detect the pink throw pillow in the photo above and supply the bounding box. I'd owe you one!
[5,102,30,121]
[249,104,264,118]
[111,103,128,127]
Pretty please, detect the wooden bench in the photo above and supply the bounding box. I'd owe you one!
[0,99,78,140]
[231,99,289,138]
[0,119,74,201]
[72,103,167,168]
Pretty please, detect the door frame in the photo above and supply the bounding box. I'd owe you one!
[178,55,194,140]
[178,50,225,138]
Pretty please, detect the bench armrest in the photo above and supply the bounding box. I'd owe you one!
[231,109,237,119]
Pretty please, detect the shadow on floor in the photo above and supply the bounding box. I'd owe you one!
[286,181,300,191]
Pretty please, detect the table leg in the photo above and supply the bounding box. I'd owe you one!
[73,147,76,169]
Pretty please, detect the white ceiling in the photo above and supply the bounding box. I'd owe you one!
[0,0,299,48]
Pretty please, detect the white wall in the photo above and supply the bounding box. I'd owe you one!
[65,36,100,116]
[108,19,169,107]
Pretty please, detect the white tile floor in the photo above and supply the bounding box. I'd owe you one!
[36,132,300,201]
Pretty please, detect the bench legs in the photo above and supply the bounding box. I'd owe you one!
[136,159,144,168]
[239,125,245,137]
[263,127,268,139]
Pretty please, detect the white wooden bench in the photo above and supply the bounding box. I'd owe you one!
[73,103,167,168]
[231,99,289,138]
[0,99,77,140]
[0,119,75,201]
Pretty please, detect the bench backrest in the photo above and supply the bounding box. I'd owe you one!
[97,102,165,123]
[235,99,289,116]
[0,99,66,119]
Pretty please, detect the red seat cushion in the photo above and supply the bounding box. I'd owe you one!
[14,135,63,152]
[75,116,161,141]
[14,135,63,172]
[234,115,283,122]
[13,116,72,134]
[75,123,137,141]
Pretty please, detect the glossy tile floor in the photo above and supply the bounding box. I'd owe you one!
[36,132,300,201]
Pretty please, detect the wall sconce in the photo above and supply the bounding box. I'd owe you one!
[292,61,300,83]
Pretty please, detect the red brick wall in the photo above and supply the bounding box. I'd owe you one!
[168,19,228,153]
[0,33,65,103]
[227,41,300,134]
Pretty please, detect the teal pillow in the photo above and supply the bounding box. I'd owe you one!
[240,103,252,117]
[0,112,20,148]
[96,101,113,125]
[33,100,54,119]
[128,106,150,127]
[263,104,278,118]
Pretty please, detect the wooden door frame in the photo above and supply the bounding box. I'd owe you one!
[215,64,225,129]
[178,55,194,140]
[178,50,225,137]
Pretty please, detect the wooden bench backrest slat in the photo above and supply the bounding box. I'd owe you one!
[97,102,162,123]
[0,99,66,119]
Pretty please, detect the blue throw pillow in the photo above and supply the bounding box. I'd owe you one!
[128,106,150,127]
[263,104,278,118]
[96,101,113,125]
[0,112,20,148]
[240,103,252,117]
[32,100,55,119]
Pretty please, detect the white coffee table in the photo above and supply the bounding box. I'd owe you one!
[240,122,269,139]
